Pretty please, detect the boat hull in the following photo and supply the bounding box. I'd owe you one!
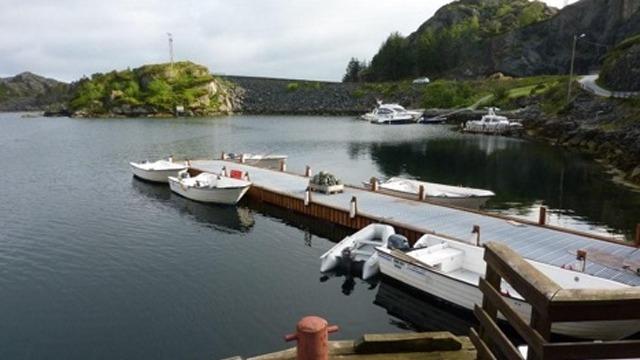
[364,184,492,210]
[168,178,250,205]
[130,164,187,183]
[370,118,416,125]
[377,249,640,340]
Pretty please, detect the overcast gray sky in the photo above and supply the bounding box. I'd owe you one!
[0,0,576,82]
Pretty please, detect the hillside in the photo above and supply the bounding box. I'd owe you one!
[599,35,640,91]
[68,61,238,117]
[348,0,640,81]
[0,72,70,111]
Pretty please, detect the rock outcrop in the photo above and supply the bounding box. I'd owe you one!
[355,0,640,80]
[0,72,70,111]
[489,0,640,77]
[599,35,640,91]
[68,62,238,117]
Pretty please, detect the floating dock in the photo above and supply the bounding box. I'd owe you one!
[190,160,640,286]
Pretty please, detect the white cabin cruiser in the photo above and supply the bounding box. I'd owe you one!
[362,103,423,125]
[463,107,523,135]
[168,170,251,205]
[320,224,395,280]
[224,153,287,170]
[376,234,640,340]
[364,177,495,209]
[129,157,189,183]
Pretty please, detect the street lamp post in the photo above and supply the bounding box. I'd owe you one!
[567,33,586,102]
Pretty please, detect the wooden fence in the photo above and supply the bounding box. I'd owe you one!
[471,242,640,360]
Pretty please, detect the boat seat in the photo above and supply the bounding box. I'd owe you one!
[412,247,464,273]
[354,239,383,247]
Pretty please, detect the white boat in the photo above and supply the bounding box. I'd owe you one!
[320,224,395,280]
[129,157,189,183]
[463,107,523,135]
[224,153,287,170]
[364,177,495,209]
[362,103,423,125]
[168,171,251,205]
[376,234,640,340]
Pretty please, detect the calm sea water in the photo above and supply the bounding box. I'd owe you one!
[1,113,639,359]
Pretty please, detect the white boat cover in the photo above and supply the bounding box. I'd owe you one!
[380,177,495,199]
[132,159,187,171]
[181,173,251,189]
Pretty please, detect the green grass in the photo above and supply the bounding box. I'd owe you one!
[68,61,224,114]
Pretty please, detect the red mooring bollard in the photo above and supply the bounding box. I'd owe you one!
[284,316,339,360]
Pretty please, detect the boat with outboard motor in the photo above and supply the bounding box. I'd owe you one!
[463,107,523,135]
[320,224,395,280]
[129,157,189,183]
[376,233,640,340]
[363,177,495,209]
[168,170,252,205]
[361,102,423,125]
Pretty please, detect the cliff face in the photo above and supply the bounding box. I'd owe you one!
[357,0,640,80]
[599,35,640,91]
[0,72,70,111]
[488,0,640,77]
[68,62,239,117]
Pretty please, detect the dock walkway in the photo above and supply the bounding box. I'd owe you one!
[191,160,640,286]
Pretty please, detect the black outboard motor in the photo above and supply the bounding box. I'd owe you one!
[387,234,410,252]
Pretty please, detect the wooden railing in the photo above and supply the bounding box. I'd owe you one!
[470,242,640,360]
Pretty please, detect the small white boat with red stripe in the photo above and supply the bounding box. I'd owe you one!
[168,169,251,205]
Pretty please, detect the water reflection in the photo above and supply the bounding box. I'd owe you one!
[373,278,475,335]
[319,270,379,296]
[362,137,640,239]
[244,198,351,244]
[132,178,255,233]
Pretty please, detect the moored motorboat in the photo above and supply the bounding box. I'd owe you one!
[168,170,251,205]
[320,224,395,280]
[129,157,189,183]
[224,153,288,170]
[362,103,423,125]
[364,177,495,209]
[463,107,523,135]
[376,234,640,340]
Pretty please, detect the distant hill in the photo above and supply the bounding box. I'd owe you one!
[67,61,238,117]
[0,72,70,111]
[346,0,640,81]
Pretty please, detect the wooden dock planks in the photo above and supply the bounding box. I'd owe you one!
[190,160,640,286]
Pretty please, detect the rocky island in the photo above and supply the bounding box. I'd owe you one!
[67,61,239,117]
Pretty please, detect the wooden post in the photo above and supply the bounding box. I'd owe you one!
[370,177,378,192]
[240,153,246,164]
[576,249,587,272]
[350,196,358,219]
[418,185,425,201]
[280,159,287,172]
[220,151,226,160]
[538,206,547,226]
[305,166,312,177]
[636,224,640,247]
[472,225,480,246]
[304,188,311,206]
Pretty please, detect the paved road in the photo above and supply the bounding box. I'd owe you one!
[578,75,612,97]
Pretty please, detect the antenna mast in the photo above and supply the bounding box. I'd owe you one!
[167,32,174,71]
